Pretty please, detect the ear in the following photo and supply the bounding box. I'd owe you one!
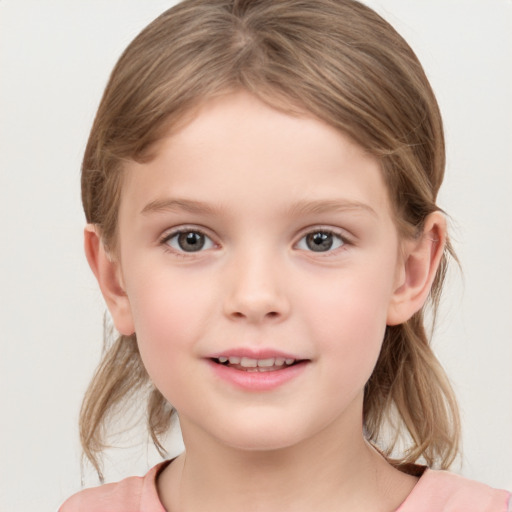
[84,224,135,335]
[387,212,447,326]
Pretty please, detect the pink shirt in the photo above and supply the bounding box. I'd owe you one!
[60,461,511,512]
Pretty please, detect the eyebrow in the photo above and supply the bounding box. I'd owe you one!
[288,199,377,217]
[140,197,377,217]
[141,198,220,216]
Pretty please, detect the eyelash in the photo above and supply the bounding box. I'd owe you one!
[159,226,351,256]
[295,228,349,255]
[159,227,216,256]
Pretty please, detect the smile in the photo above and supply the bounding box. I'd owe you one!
[208,348,309,390]
[212,356,298,372]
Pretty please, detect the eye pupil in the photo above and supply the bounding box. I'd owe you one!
[178,232,205,252]
[306,232,333,252]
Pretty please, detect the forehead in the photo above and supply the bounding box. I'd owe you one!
[120,91,393,221]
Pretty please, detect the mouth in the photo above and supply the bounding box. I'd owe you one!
[211,356,304,372]
[208,352,309,390]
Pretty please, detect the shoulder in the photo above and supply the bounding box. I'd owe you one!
[59,477,144,512]
[398,469,511,512]
[59,461,169,512]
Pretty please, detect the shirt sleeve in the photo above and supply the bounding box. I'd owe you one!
[58,476,145,512]
[58,461,169,512]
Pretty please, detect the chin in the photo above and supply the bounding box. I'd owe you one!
[212,418,313,453]
[228,435,296,452]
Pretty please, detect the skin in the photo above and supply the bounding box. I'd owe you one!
[86,91,447,512]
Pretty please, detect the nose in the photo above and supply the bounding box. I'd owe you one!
[222,250,290,324]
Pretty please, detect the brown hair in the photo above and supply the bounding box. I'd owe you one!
[80,0,460,479]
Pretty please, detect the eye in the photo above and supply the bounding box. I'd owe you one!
[163,230,215,253]
[296,230,345,252]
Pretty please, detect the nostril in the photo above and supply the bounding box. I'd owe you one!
[266,311,279,318]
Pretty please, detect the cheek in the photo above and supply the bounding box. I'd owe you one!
[301,262,396,380]
[305,263,394,335]
[127,263,209,334]
[123,271,212,386]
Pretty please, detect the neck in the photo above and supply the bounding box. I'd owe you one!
[158,402,417,512]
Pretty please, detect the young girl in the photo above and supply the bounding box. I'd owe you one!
[60,0,511,510]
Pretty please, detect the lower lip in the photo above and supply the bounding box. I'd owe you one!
[208,360,308,391]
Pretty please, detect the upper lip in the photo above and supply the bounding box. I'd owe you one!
[208,348,305,360]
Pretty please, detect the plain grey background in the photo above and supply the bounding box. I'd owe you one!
[1,1,511,510]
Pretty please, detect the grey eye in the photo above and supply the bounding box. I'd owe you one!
[166,231,214,252]
[297,231,344,252]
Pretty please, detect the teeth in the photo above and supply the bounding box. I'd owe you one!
[218,356,296,367]
[240,357,258,368]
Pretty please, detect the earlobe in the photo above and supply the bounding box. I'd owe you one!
[386,212,447,326]
[84,225,135,335]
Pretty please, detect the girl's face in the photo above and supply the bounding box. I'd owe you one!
[112,91,406,452]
